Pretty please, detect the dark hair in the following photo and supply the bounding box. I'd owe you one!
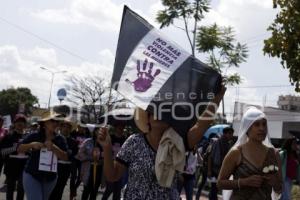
[223,127,234,134]
[38,121,46,135]
[209,133,218,139]
[282,138,298,157]
[14,114,27,123]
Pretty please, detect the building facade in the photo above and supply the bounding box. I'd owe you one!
[278,95,300,111]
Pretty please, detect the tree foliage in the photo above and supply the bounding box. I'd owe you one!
[0,87,38,117]
[263,0,300,92]
[197,23,248,85]
[156,0,210,55]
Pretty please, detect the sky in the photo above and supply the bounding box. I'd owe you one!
[0,0,297,121]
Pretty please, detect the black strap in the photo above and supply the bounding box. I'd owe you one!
[184,152,190,171]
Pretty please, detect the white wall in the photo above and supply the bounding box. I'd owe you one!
[267,121,283,139]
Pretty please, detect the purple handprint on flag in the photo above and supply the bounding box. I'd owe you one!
[126,59,161,92]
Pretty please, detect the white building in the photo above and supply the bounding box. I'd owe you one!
[278,95,300,111]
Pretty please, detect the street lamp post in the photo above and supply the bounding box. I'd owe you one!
[40,67,67,109]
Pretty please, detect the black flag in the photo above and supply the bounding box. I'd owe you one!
[111,6,222,139]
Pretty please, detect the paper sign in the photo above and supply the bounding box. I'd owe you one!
[38,148,57,173]
[118,29,190,109]
[2,115,11,129]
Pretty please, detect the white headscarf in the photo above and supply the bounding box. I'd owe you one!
[233,106,273,148]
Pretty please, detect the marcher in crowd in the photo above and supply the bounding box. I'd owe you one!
[98,86,226,200]
[177,149,198,200]
[102,123,128,200]
[18,112,68,200]
[0,114,28,200]
[0,123,15,193]
[217,107,282,200]
[280,137,300,200]
[207,127,234,200]
[0,116,8,177]
[77,127,103,200]
[195,134,218,200]
[29,122,39,134]
[71,124,90,145]
[49,119,78,200]
[71,123,90,197]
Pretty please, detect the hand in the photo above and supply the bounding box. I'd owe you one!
[264,173,280,188]
[178,174,184,182]
[30,142,44,150]
[241,175,265,188]
[44,140,54,151]
[212,84,227,106]
[125,59,161,92]
[97,127,111,148]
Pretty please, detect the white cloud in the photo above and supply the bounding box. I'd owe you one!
[31,0,123,31]
[147,0,163,26]
[22,47,58,67]
[64,61,112,79]
[204,9,233,27]
[0,45,114,107]
[98,49,115,68]
[63,49,115,80]
[0,45,21,72]
[205,0,277,41]
[231,0,273,9]
[149,0,163,16]
[0,45,50,103]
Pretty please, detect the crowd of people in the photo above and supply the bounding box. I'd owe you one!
[0,89,299,200]
[0,112,129,200]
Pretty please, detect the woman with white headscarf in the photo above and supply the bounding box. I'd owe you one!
[217,107,282,200]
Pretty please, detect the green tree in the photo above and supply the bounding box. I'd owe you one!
[263,0,300,92]
[196,24,248,120]
[197,24,248,85]
[156,0,210,56]
[0,87,38,117]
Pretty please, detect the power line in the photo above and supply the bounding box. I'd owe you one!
[228,85,293,89]
[241,33,269,43]
[0,16,88,62]
[233,99,279,102]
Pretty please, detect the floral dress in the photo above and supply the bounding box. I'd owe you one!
[116,133,180,200]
